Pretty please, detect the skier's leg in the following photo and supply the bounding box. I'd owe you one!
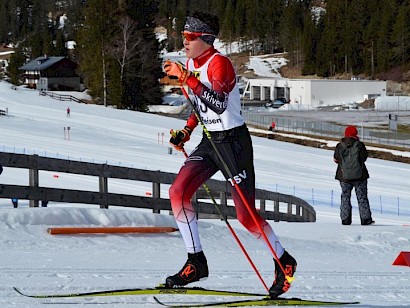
[340,181,353,225]
[212,126,296,298]
[169,153,216,253]
[354,180,373,225]
[231,185,284,255]
[166,144,218,287]
[214,127,284,255]
[230,178,296,298]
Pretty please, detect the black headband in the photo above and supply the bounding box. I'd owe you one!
[184,16,216,45]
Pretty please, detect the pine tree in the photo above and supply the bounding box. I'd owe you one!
[315,0,344,76]
[391,1,410,67]
[244,0,260,55]
[210,0,226,22]
[221,0,235,54]
[7,46,26,85]
[76,0,119,106]
[260,0,284,53]
[282,0,306,67]
[234,0,247,40]
[302,6,319,75]
[54,30,67,56]
[175,0,187,50]
[0,0,11,44]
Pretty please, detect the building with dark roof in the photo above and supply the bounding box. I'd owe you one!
[19,56,80,91]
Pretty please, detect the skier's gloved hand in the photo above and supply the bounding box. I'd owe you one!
[169,126,192,151]
[163,60,190,85]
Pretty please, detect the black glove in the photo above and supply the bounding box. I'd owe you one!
[169,126,192,151]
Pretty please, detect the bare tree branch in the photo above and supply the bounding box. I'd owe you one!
[109,16,142,82]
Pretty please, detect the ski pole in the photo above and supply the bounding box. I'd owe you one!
[180,147,269,292]
[180,86,293,284]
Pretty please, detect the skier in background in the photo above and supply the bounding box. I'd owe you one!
[163,11,296,298]
[66,107,70,117]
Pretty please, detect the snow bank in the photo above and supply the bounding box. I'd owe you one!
[0,207,177,228]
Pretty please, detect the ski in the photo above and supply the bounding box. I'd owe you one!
[154,296,360,307]
[13,285,265,299]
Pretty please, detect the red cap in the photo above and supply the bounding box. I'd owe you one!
[344,126,358,138]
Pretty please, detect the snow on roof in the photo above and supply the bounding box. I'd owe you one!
[18,56,66,71]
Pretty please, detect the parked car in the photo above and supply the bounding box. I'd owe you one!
[265,98,288,108]
[276,97,289,104]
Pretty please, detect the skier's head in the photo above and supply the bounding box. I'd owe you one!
[344,126,358,138]
[183,12,219,45]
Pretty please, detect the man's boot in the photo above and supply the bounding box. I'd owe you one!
[165,251,209,287]
[269,251,297,299]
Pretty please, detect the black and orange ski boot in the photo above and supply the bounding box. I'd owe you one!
[165,251,209,287]
[269,250,297,298]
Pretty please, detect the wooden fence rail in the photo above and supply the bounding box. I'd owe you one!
[0,152,316,222]
[39,91,88,104]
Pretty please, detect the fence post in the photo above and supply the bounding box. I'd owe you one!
[287,202,292,220]
[99,164,108,209]
[259,198,266,215]
[311,188,315,205]
[331,190,334,207]
[29,154,39,207]
[152,182,160,214]
[297,205,302,218]
[220,191,227,220]
[274,200,280,222]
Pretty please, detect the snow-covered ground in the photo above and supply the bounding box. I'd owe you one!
[1,80,410,307]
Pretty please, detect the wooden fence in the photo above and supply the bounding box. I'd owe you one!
[0,152,316,222]
[39,91,88,104]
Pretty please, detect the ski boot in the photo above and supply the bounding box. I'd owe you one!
[269,250,297,299]
[361,218,375,225]
[342,213,352,225]
[165,251,209,287]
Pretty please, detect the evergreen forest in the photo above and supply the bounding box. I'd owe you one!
[1,0,410,108]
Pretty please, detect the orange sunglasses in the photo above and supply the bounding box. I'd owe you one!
[182,31,215,41]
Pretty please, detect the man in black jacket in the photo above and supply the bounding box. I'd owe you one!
[334,126,374,225]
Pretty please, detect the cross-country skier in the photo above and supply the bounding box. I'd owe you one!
[163,12,297,298]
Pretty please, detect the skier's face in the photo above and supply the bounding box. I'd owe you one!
[182,32,212,59]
